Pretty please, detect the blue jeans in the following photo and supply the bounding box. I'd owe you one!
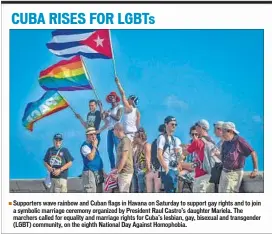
[161,169,178,193]
[131,170,145,193]
[107,129,120,169]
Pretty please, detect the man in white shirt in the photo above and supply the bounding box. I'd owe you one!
[157,116,182,193]
[115,77,140,141]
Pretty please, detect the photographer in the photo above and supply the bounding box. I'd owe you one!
[157,116,182,193]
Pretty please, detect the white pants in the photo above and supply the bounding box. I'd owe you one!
[219,170,243,193]
[193,174,215,193]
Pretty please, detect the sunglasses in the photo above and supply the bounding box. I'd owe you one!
[216,127,222,131]
[222,128,232,133]
[54,138,62,141]
[191,133,198,136]
[170,123,177,127]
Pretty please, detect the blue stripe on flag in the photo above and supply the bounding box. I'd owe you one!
[52,29,96,37]
[51,52,110,59]
[46,41,81,50]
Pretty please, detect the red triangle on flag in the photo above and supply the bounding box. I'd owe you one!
[80,29,113,58]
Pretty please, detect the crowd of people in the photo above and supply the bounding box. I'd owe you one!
[43,77,259,193]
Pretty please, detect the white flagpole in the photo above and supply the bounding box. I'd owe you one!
[57,91,77,114]
[80,56,100,101]
[109,29,118,77]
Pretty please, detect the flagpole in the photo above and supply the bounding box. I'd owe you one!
[109,29,117,77]
[57,91,76,114]
[80,56,100,101]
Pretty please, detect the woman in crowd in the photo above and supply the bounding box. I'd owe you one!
[131,127,150,192]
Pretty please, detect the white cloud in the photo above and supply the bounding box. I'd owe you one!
[252,115,262,123]
[164,95,188,110]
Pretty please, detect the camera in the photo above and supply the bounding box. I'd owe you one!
[191,161,200,169]
[169,160,178,168]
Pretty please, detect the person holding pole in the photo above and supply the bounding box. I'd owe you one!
[115,77,141,142]
[75,100,108,146]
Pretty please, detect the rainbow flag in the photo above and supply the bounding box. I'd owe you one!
[39,56,92,91]
[22,91,69,131]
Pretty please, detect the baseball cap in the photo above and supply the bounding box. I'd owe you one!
[53,133,63,140]
[86,127,96,135]
[164,116,176,124]
[222,122,239,134]
[196,119,210,131]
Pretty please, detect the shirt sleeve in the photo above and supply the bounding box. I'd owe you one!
[157,135,166,150]
[187,139,199,154]
[175,137,182,149]
[43,149,50,162]
[63,148,74,162]
[122,138,130,152]
[81,145,92,157]
[238,137,254,157]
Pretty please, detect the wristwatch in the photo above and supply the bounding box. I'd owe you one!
[253,168,258,172]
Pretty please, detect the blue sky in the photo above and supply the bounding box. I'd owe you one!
[10,29,264,179]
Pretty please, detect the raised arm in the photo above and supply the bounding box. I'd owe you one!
[115,77,133,113]
[75,113,87,128]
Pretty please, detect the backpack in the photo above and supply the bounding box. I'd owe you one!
[201,137,221,174]
[151,134,177,171]
[151,139,161,170]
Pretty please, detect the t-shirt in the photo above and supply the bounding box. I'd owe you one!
[116,136,133,174]
[81,142,103,172]
[86,110,101,130]
[221,135,253,170]
[187,138,206,178]
[43,147,74,179]
[157,135,181,171]
[107,104,123,129]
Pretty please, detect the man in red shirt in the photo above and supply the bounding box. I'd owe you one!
[182,119,216,193]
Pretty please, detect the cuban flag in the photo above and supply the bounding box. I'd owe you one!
[46,29,113,59]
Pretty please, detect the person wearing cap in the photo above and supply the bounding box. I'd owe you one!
[75,99,108,146]
[182,119,218,193]
[80,127,104,193]
[102,91,123,170]
[219,122,258,193]
[213,121,225,158]
[113,123,134,192]
[157,116,182,193]
[43,134,74,193]
[115,77,140,141]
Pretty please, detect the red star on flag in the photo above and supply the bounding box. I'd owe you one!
[80,29,113,58]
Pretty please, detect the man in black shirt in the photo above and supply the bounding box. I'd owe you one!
[43,133,74,193]
[75,99,108,145]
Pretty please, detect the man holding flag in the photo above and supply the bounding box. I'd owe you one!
[115,77,140,142]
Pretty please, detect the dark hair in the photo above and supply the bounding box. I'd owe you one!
[189,125,196,135]
[137,127,147,141]
[158,124,166,133]
[89,99,97,104]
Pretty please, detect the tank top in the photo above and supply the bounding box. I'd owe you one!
[134,143,147,172]
[123,107,137,133]
[107,104,122,129]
